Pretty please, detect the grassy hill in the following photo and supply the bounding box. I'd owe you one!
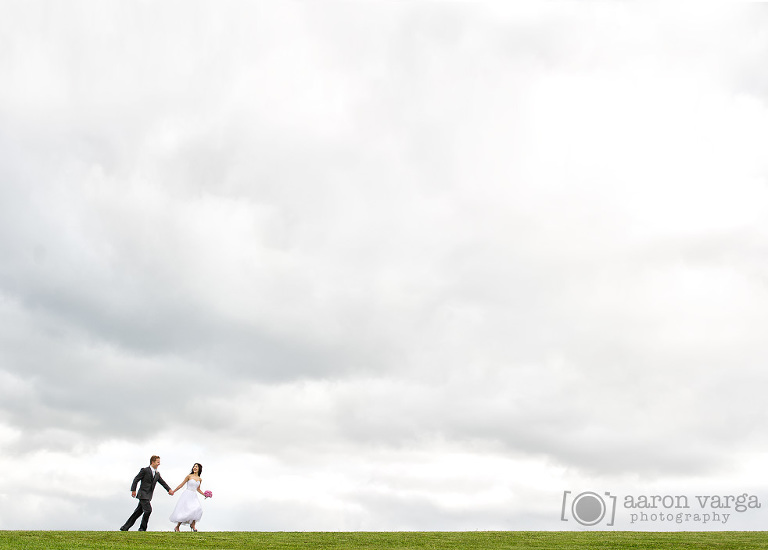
[2,531,768,550]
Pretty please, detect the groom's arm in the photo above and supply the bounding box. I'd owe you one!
[130,468,145,497]
[157,474,172,493]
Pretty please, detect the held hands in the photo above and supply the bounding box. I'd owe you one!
[169,490,175,496]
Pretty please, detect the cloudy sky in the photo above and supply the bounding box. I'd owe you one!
[2,1,768,532]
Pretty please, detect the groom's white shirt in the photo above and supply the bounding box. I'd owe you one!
[150,467,157,477]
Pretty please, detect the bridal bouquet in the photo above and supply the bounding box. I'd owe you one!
[204,490,213,499]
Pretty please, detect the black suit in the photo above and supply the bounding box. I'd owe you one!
[121,466,172,531]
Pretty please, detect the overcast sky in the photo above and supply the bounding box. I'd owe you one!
[2,1,768,532]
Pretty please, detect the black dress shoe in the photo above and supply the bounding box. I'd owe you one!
[119,527,129,531]
[138,528,147,531]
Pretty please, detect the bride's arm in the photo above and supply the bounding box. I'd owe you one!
[197,482,205,496]
[174,474,191,493]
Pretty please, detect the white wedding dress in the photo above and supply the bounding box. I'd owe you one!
[169,479,203,525]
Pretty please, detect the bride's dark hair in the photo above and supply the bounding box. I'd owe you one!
[190,463,203,476]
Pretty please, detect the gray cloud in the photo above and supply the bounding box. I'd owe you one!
[2,0,768,531]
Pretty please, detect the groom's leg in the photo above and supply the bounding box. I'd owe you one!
[138,500,152,531]
[121,501,144,530]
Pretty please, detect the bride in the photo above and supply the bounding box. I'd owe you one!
[169,463,207,532]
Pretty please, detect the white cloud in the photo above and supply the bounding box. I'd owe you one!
[1,0,768,531]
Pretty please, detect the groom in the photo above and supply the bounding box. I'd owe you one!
[120,455,174,531]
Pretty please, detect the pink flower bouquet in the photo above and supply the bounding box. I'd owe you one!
[204,490,213,499]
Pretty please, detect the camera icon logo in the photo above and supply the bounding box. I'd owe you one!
[560,490,617,526]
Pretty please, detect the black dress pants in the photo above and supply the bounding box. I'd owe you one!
[122,499,152,531]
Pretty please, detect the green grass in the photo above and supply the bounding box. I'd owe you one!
[2,531,768,550]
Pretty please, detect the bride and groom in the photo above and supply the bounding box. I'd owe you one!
[120,455,209,532]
